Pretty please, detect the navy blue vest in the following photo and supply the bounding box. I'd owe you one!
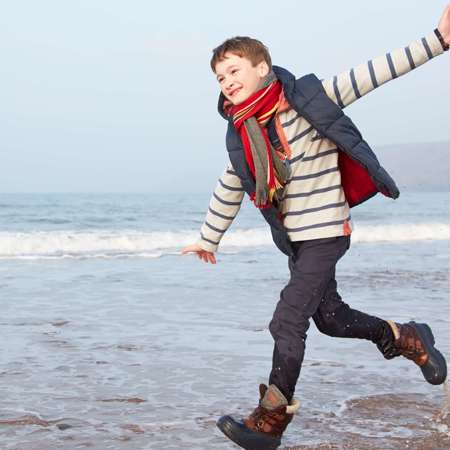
[218,66,399,256]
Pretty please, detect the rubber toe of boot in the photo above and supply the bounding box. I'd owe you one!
[216,415,281,450]
[413,322,447,385]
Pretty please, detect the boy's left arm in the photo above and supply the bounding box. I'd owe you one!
[322,7,449,108]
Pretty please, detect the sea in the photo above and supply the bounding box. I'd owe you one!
[1,191,450,450]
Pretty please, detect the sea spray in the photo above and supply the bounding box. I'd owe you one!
[431,379,449,436]
[437,379,449,421]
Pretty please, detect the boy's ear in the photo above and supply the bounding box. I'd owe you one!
[257,60,270,77]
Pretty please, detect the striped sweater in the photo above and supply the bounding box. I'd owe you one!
[198,31,446,253]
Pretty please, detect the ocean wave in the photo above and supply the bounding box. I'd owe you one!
[1,223,450,259]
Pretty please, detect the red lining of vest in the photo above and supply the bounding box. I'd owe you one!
[338,152,378,207]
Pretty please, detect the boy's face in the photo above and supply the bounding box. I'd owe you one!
[215,52,269,105]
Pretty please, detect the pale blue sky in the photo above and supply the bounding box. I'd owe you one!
[1,0,449,193]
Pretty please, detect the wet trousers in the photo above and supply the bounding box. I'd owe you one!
[268,236,386,402]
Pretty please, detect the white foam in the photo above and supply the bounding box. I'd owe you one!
[0,230,189,260]
[352,223,450,243]
[1,222,450,259]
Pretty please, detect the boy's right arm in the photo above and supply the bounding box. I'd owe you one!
[182,164,245,262]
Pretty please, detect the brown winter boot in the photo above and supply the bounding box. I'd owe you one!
[216,384,300,450]
[377,320,447,385]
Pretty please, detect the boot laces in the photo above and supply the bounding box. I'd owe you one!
[249,405,286,432]
[397,324,427,363]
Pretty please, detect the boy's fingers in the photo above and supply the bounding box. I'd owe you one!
[185,249,216,264]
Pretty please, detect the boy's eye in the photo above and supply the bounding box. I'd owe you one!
[231,69,238,74]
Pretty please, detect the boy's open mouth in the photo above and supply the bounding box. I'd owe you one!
[229,87,242,97]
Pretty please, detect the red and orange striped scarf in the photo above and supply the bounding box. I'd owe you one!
[224,79,290,208]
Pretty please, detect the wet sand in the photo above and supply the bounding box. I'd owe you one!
[1,241,450,449]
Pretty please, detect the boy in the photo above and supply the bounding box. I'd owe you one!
[182,6,450,450]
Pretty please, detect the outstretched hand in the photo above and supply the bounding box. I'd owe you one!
[181,243,217,264]
[438,4,450,45]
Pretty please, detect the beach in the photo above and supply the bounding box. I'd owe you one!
[1,192,450,449]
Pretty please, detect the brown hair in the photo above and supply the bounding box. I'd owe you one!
[210,36,272,73]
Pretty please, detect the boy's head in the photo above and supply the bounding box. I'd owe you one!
[211,36,272,105]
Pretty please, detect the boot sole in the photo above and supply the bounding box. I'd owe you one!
[411,322,447,385]
[216,415,281,450]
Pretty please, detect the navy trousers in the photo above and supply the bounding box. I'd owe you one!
[268,236,385,401]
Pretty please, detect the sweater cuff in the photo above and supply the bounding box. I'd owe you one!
[196,237,218,253]
[434,28,449,52]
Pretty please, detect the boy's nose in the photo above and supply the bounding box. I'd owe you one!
[226,80,235,90]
